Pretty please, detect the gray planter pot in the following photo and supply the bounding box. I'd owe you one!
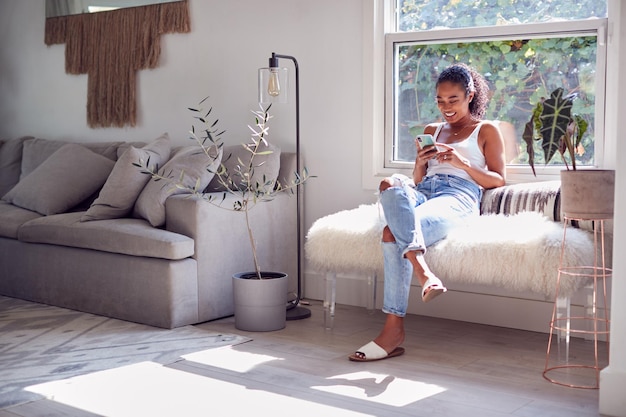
[560,170,615,220]
[233,271,288,332]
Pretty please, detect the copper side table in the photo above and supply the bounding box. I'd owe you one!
[543,217,612,389]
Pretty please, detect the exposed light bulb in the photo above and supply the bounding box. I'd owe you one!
[268,68,280,97]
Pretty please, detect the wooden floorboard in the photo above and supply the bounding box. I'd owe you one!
[2,301,603,416]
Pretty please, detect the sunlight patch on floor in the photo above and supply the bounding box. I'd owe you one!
[312,371,447,407]
[26,361,376,417]
[182,345,282,372]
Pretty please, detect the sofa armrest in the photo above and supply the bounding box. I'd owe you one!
[164,189,298,322]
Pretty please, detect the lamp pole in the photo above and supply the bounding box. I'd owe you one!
[261,53,310,320]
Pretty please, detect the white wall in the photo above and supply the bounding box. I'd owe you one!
[600,1,626,414]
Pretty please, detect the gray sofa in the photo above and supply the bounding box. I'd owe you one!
[0,136,297,328]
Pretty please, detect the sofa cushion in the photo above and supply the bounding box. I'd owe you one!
[205,143,281,192]
[20,138,122,180]
[81,133,172,221]
[2,144,115,215]
[0,136,32,197]
[0,200,42,239]
[18,212,194,260]
[134,145,223,227]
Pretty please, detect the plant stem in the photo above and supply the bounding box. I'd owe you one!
[244,201,262,279]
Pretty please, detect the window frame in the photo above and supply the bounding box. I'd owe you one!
[362,0,608,187]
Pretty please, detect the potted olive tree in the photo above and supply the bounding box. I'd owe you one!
[139,99,311,331]
[522,87,614,219]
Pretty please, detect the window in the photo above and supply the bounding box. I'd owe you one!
[384,0,608,180]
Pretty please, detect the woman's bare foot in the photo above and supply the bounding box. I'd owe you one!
[405,250,446,300]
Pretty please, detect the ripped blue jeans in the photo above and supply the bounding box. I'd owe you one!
[379,174,482,316]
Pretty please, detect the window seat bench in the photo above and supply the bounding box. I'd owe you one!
[305,181,607,329]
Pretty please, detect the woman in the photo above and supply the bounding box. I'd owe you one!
[349,63,506,362]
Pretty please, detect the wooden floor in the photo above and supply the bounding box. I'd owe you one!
[0,301,604,417]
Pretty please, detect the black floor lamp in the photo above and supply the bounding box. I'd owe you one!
[258,52,311,320]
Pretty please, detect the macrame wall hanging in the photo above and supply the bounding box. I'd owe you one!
[44,0,190,128]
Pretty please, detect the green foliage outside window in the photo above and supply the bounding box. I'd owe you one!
[392,0,605,166]
[397,0,606,31]
[395,36,597,164]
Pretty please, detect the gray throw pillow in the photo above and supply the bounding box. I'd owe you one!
[0,136,32,197]
[133,145,223,227]
[81,133,172,221]
[2,144,115,215]
[116,141,147,159]
[205,143,281,192]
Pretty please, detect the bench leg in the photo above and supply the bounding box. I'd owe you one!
[366,273,377,311]
[324,272,337,329]
[324,272,378,329]
[555,294,572,359]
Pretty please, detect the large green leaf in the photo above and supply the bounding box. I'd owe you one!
[538,87,577,164]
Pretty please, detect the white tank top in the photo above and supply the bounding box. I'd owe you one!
[426,122,486,184]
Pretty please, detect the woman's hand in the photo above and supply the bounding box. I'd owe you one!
[416,145,438,167]
[435,144,470,169]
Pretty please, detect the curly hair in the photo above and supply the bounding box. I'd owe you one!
[436,63,489,120]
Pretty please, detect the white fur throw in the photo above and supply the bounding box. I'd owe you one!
[305,204,595,298]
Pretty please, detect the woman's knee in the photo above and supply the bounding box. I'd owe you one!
[382,226,396,242]
[379,178,395,193]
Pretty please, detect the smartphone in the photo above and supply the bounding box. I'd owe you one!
[415,134,435,149]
